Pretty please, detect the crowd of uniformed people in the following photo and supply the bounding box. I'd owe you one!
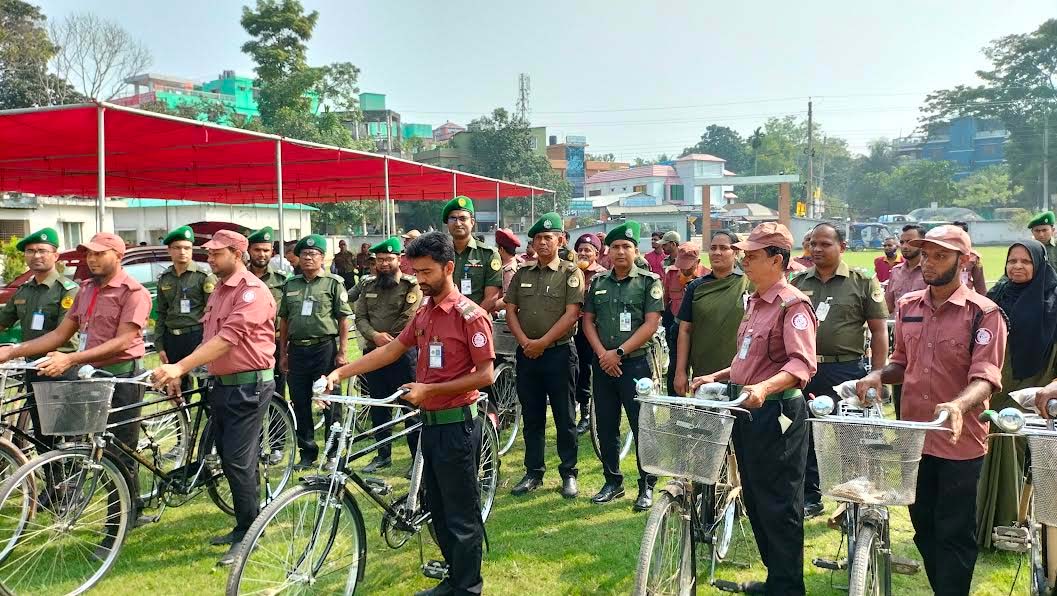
[6,196,1057,595]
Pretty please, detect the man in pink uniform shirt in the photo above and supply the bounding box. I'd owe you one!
[858,224,1006,596]
[152,229,277,566]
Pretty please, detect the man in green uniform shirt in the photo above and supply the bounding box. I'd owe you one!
[583,220,663,511]
[247,226,289,400]
[505,213,585,499]
[791,222,889,518]
[279,234,353,468]
[1028,210,1057,272]
[0,227,78,448]
[155,225,216,394]
[355,236,422,473]
[443,196,502,312]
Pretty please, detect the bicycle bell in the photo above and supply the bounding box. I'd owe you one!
[993,407,1026,434]
[809,395,835,417]
[634,378,654,396]
[77,364,98,379]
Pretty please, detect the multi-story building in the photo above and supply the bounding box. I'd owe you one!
[584,154,734,207]
[343,93,433,155]
[434,121,466,142]
[546,136,628,197]
[893,116,1009,180]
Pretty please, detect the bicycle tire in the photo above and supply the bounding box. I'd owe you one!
[589,396,634,462]
[489,363,521,456]
[136,395,191,503]
[633,490,694,596]
[0,448,131,596]
[848,523,883,596]
[205,396,297,516]
[478,414,500,523]
[226,480,366,596]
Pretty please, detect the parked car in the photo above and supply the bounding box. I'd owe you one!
[0,245,209,344]
[847,223,896,251]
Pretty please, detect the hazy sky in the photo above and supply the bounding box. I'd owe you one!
[37,0,1056,162]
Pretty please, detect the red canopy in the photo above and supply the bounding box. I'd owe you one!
[0,102,549,204]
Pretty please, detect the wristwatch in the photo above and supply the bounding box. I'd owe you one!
[616,346,626,358]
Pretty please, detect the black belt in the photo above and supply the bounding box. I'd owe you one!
[816,354,862,364]
[167,324,203,336]
[290,337,334,347]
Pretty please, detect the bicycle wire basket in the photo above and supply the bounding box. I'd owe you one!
[31,379,116,435]
[810,418,928,506]
[637,398,734,485]
[1027,433,1057,527]
[491,320,519,357]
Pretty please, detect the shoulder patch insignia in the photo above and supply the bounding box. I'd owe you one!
[243,290,256,303]
[490,256,501,271]
[791,312,809,330]
[871,287,883,302]
[471,331,487,348]
[60,295,74,309]
[340,290,349,303]
[203,281,215,294]
[650,284,663,300]
[976,328,993,346]
[568,275,580,288]
[407,292,418,304]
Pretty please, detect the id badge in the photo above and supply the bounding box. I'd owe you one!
[737,331,753,360]
[30,311,44,331]
[78,333,88,352]
[301,298,314,316]
[428,342,443,369]
[815,300,831,322]
[180,299,191,314]
[619,311,632,332]
[461,277,472,295]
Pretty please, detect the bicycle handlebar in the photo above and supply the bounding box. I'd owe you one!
[0,356,50,371]
[311,383,412,407]
[809,393,951,431]
[76,365,153,384]
[633,378,749,411]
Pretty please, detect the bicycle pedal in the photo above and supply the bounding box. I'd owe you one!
[890,555,921,575]
[364,477,392,496]
[421,559,449,580]
[812,557,847,571]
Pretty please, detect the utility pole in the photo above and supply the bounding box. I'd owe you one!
[806,98,814,218]
[818,135,827,217]
[1044,113,1050,212]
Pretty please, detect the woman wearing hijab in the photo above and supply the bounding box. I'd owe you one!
[672,230,751,395]
[977,239,1057,548]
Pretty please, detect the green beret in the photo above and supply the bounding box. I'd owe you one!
[527,212,564,237]
[16,227,59,251]
[294,234,327,255]
[1028,211,1055,229]
[162,225,194,246]
[442,195,475,223]
[370,236,402,254]
[605,220,642,246]
[247,226,274,245]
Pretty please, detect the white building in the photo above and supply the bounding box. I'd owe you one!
[114,199,317,245]
[584,154,735,208]
[0,194,115,249]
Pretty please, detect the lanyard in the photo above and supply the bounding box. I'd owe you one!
[85,285,101,319]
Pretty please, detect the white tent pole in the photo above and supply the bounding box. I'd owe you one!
[384,156,392,237]
[496,181,501,228]
[96,104,106,233]
[452,172,457,198]
[276,141,285,249]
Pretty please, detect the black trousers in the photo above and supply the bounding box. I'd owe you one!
[209,379,272,537]
[573,330,593,415]
[803,359,867,504]
[272,340,286,401]
[422,417,484,595]
[592,355,655,489]
[108,367,146,503]
[516,343,578,479]
[162,328,203,395]
[364,349,417,460]
[24,367,79,452]
[288,340,336,460]
[665,320,678,396]
[909,454,984,596]
[732,397,809,595]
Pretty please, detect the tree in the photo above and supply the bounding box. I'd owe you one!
[922,19,1057,208]
[632,154,671,166]
[139,98,249,127]
[680,125,751,173]
[851,160,959,217]
[0,0,81,108]
[48,12,152,100]
[587,152,615,162]
[954,165,1022,210]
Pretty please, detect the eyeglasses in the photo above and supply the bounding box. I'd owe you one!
[299,250,323,259]
[23,249,56,257]
[447,216,472,224]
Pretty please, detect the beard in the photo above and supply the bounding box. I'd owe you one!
[376,269,398,289]
[925,260,960,286]
[884,249,897,258]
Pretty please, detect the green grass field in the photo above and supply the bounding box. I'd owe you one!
[840,245,1009,288]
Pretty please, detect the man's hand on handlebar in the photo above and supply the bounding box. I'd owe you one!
[689,375,717,393]
[39,351,73,377]
[856,372,884,406]
[324,371,342,392]
[0,345,17,364]
[1036,382,1057,419]
[398,382,431,406]
[935,402,963,444]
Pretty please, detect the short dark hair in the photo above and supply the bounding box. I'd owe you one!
[765,246,791,268]
[651,231,663,239]
[711,229,739,245]
[952,220,969,232]
[812,222,846,243]
[902,224,926,238]
[406,231,455,265]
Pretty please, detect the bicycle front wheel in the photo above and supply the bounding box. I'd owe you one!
[489,363,520,456]
[226,481,366,596]
[0,448,131,595]
[478,415,500,523]
[633,490,694,596]
[848,523,885,596]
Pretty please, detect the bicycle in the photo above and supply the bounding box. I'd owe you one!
[0,364,297,595]
[807,386,950,596]
[632,378,749,596]
[226,383,501,595]
[491,312,522,456]
[980,392,1057,596]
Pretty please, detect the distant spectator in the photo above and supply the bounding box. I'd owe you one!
[874,236,901,283]
[953,221,986,293]
[793,232,814,269]
[645,231,665,275]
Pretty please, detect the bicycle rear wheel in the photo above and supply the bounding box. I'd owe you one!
[489,363,520,456]
[226,481,366,596]
[478,415,500,522]
[0,448,131,595]
[848,523,884,596]
[633,490,694,596]
[136,394,190,502]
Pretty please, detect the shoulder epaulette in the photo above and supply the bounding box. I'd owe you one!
[852,267,874,279]
[60,278,78,291]
[457,299,481,321]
